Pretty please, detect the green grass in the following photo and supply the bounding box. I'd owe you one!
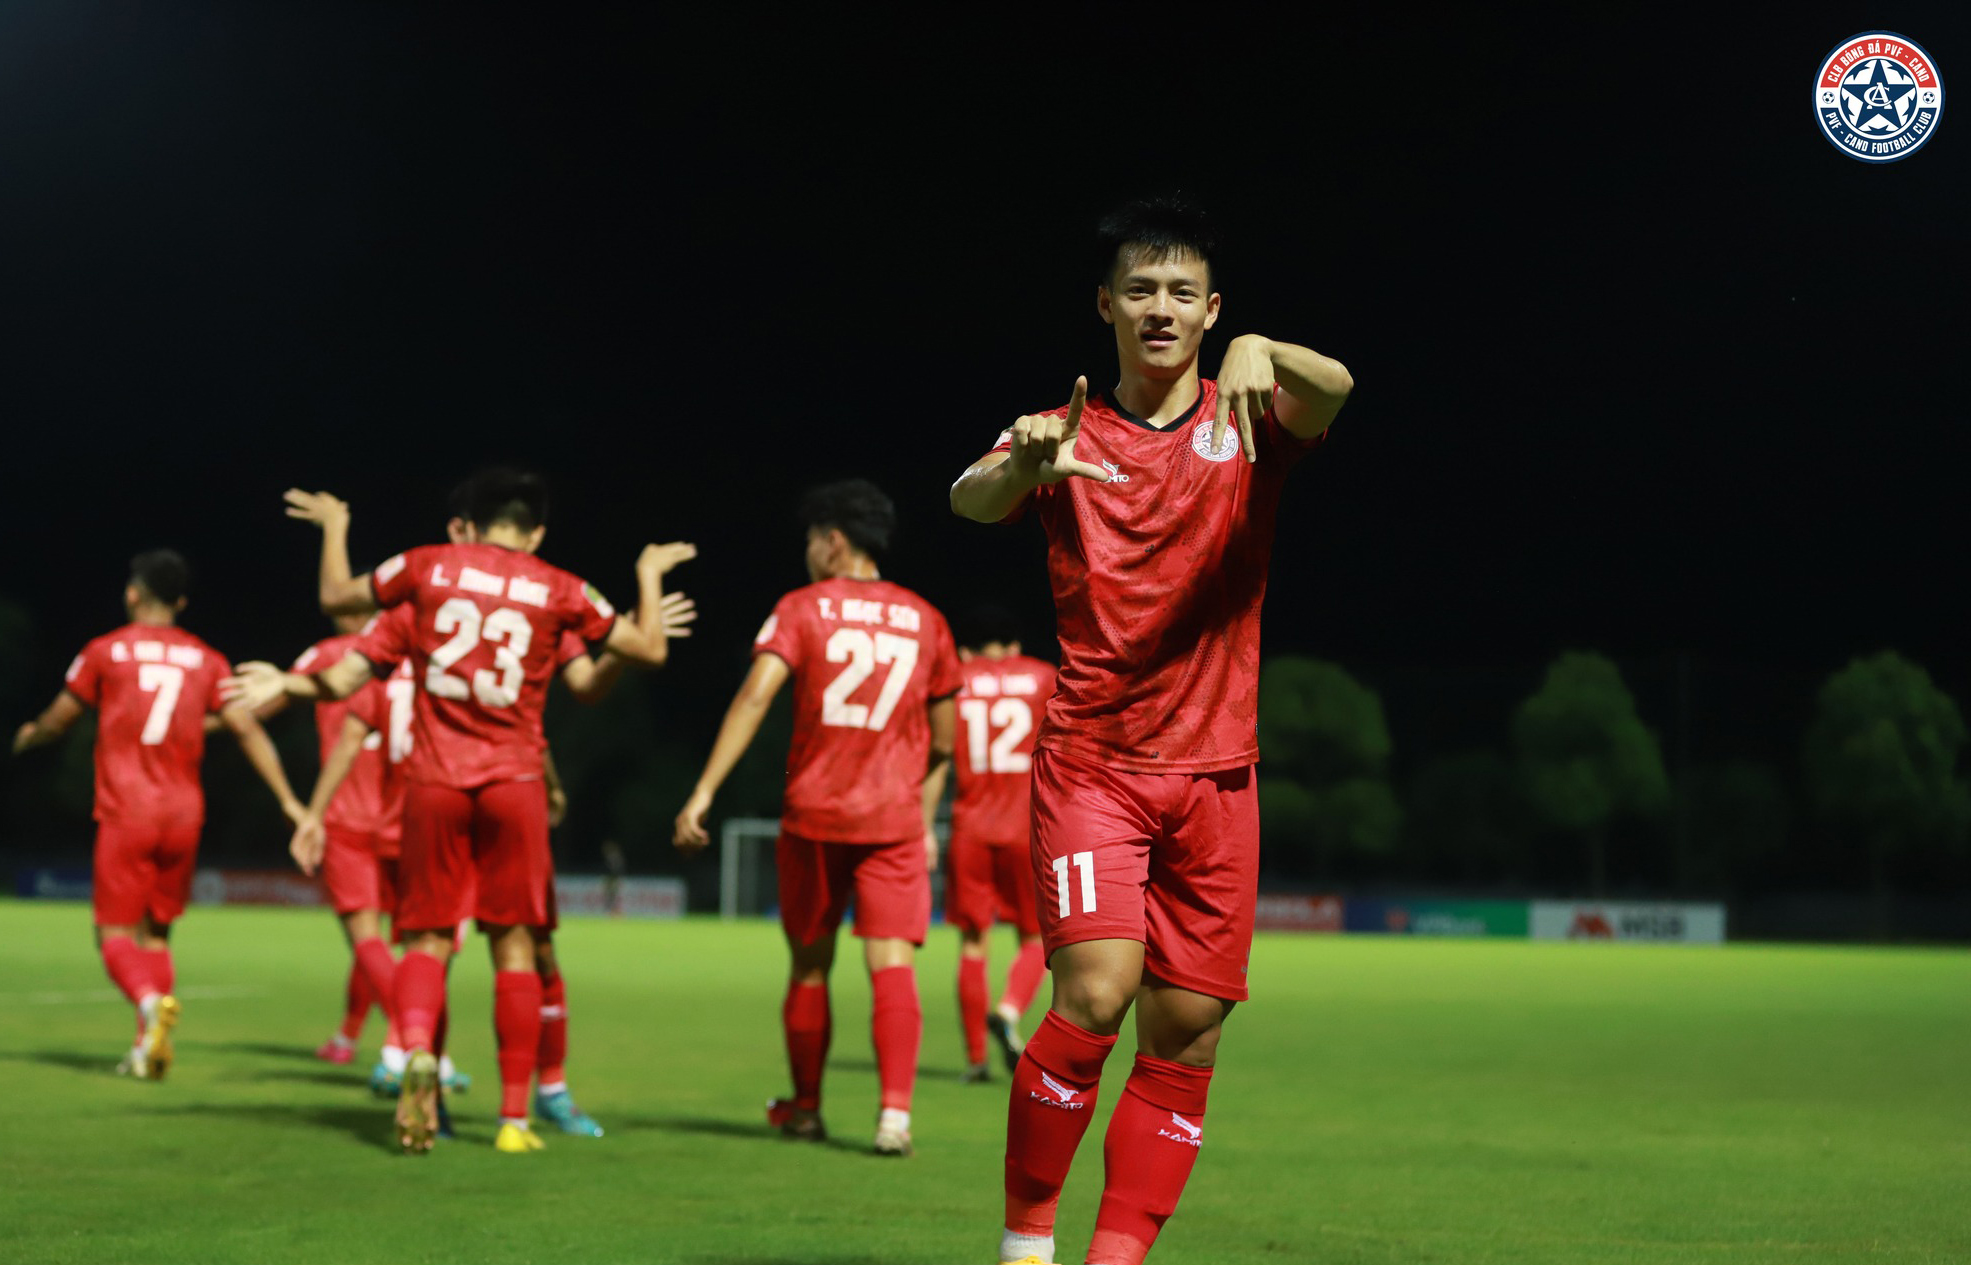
[0,901,1966,1264]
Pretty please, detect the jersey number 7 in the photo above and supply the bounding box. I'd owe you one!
[821,628,918,731]
[137,663,186,745]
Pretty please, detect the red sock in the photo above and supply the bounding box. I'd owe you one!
[782,981,830,1111]
[385,1016,404,1049]
[143,946,176,998]
[1085,1055,1214,1265]
[869,965,921,1112]
[958,955,990,1065]
[493,971,543,1120]
[1004,1010,1118,1237]
[537,974,568,1086]
[99,936,156,1009]
[394,950,446,1052]
[998,939,1047,1017]
[352,937,396,1024]
[339,960,373,1041]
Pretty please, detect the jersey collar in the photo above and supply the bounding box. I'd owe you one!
[1099,384,1207,434]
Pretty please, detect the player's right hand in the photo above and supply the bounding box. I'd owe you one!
[659,591,697,639]
[222,662,289,712]
[1006,377,1113,487]
[284,489,350,532]
[289,814,326,877]
[673,790,713,852]
[11,722,35,756]
[639,542,698,578]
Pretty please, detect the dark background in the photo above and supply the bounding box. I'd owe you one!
[2,6,1966,915]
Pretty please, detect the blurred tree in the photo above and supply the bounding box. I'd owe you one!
[1405,748,1528,884]
[1803,652,1970,921]
[1681,760,1790,892]
[1512,652,1669,895]
[1257,656,1400,875]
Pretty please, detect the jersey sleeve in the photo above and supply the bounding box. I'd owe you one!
[354,604,416,672]
[1258,384,1329,466]
[205,652,235,714]
[752,592,806,668]
[345,679,386,732]
[985,425,1051,523]
[369,545,428,608]
[562,575,618,646]
[557,629,589,668]
[926,611,962,699]
[62,643,103,707]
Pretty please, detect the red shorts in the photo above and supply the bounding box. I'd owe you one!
[1030,748,1258,1002]
[321,825,400,916]
[397,780,551,931]
[946,833,1040,936]
[93,818,201,927]
[777,831,930,946]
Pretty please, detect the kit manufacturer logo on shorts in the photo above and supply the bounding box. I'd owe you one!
[1191,418,1240,463]
[1815,32,1943,163]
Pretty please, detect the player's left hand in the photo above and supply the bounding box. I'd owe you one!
[673,790,713,852]
[221,662,288,712]
[659,591,697,639]
[548,785,569,828]
[1213,335,1275,465]
[639,542,698,578]
[11,722,36,756]
[284,489,350,532]
[289,814,326,876]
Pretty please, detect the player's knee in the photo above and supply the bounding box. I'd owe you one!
[1051,972,1134,1035]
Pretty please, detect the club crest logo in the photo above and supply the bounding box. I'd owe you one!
[1191,418,1240,463]
[1816,32,1943,163]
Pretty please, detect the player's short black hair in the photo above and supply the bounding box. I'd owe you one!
[1097,194,1217,289]
[129,549,190,606]
[957,603,1022,650]
[463,467,549,534]
[800,479,896,558]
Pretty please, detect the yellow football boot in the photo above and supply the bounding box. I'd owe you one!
[141,995,180,1081]
[494,1121,547,1153]
[397,1050,440,1154]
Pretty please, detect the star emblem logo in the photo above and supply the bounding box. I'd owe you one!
[1841,58,1919,133]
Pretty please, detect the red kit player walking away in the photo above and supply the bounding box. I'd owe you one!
[673,480,960,1157]
[11,550,307,1079]
[227,469,695,1154]
[950,198,1353,1265]
[946,605,1056,1082]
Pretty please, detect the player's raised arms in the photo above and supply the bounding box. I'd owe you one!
[950,376,1112,524]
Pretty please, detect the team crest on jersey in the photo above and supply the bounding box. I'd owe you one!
[1191,418,1240,463]
[1816,32,1943,163]
[583,583,615,619]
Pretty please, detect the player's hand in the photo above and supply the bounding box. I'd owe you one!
[221,662,289,712]
[923,831,940,874]
[673,790,713,852]
[548,784,569,828]
[1213,336,1273,465]
[284,489,351,533]
[11,722,36,756]
[659,591,697,639]
[1005,377,1113,487]
[638,542,698,579]
[289,814,326,876]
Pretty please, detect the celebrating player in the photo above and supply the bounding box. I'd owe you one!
[946,606,1055,1082]
[11,550,307,1079]
[950,197,1353,1265]
[673,480,959,1157]
[229,469,695,1153]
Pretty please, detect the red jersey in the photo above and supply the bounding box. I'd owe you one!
[361,542,617,789]
[753,577,962,843]
[293,632,387,836]
[63,623,232,825]
[952,653,1056,847]
[990,380,1321,774]
[344,662,416,848]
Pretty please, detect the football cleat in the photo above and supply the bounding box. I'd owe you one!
[439,1059,472,1093]
[141,995,180,1081]
[369,1061,403,1098]
[396,1051,439,1155]
[116,1046,149,1079]
[494,1121,547,1153]
[535,1088,604,1137]
[1000,1258,1062,1265]
[314,1038,356,1066]
[766,1097,827,1142]
[987,1010,1024,1075]
[872,1108,912,1158]
[961,1062,993,1084]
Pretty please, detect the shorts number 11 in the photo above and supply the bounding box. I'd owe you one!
[1052,851,1096,918]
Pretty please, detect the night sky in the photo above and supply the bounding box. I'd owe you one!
[4,5,1968,787]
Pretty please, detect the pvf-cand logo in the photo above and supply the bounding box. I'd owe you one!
[1816,32,1944,163]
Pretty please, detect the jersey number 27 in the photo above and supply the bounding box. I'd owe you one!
[821,628,918,731]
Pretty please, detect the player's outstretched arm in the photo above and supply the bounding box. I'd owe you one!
[220,704,308,826]
[1213,336,1354,459]
[286,490,377,616]
[951,376,1113,523]
[672,653,792,852]
[919,695,957,873]
[12,691,85,756]
[291,712,370,875]
[223,651,375,711]
[603,543,698,667]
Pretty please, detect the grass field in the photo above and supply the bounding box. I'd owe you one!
[1,902,1966,1264]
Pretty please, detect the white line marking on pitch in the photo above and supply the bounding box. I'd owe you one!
[3,985,268,1005]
